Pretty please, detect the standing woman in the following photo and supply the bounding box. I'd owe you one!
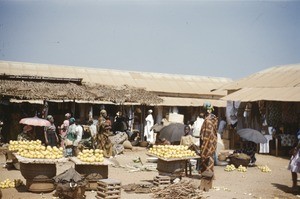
[199,102,218,191]
[44,115,59,147]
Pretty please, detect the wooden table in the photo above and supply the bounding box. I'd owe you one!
[15,154,68,193]
[69,157,111,190]
[147,153,200,177]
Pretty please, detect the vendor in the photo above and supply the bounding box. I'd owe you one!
[180,125,195,147]
[95,123,113,158]
[18,125,35,141]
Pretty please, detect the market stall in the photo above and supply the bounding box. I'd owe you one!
[147,145,200,179]
[15,154,68,193]
[69,157,111,190]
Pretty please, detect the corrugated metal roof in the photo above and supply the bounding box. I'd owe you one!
[0,60,231,96]
[222,64,300,90]
[221,87,300,102]
[157,97,226,107]
[218,64,300,102]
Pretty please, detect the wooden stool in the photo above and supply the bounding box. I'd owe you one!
[153,175,171,187]
[199,171,214,192]
[96,179,121,199]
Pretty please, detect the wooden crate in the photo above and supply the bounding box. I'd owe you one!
[75,164,108,191]
[97,179,121,199]
[153,175,170,187]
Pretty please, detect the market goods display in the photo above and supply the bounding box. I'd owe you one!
[77,149,104,163]
[151,179,203,199]
[0,179,23,189]
[224,164,236,172]
[148,145,197,159]
[229,153,250,168]
[237,165,247,172]
[257,165,271,173]
[9,140,64,159]
[224,164,247,172]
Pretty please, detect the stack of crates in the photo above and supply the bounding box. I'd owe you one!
[96,179,121,199]
[153,175,171,187]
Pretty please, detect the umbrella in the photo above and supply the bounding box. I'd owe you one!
[237,128,267,144]
[151,123,165,133]
[19,116,51,127]
[159,123,186,143]
[53,167,83,183]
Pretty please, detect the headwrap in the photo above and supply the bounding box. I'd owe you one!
[203,102,214,111]
[65,113,71,118]
[46,115,53,120]
[69,117,76,123]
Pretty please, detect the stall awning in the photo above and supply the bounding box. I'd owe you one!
[9,99,44,104]
[47,99,74,103]
[221,87,300,102]
[157,97,226,107]
[75,100,114,104]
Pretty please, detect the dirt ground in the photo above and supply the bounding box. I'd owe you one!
[0,146,299,199]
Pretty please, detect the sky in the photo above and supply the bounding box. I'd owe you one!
[0,0,300,80]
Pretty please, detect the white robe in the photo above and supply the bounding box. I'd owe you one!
[144,114,154,143]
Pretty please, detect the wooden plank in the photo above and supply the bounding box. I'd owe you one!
[14,154,68,164]
[146,152,200,162]
[69,157,111,165]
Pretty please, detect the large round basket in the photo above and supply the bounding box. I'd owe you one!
[139,141,148,147]
[26,178,55,193]
[229,156,250,168]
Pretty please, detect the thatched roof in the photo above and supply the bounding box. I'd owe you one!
[0,79,163,105]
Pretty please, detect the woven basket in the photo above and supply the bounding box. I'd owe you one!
[229,156,250,168]
[139,141,148,147]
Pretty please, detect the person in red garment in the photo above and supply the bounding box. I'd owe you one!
[199,102,218,191]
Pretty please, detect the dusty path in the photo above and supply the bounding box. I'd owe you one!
[0,146,299,199]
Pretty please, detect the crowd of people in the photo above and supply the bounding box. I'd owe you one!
[16,104,300,191]
[17,109,143,158]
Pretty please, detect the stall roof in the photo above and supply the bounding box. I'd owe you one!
[0,60,231,96]
[221,87,300,102]
[157,96,226,107]
[220,64,300,91]
[9,99,44,104]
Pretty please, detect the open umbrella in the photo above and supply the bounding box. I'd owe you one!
[151,123,165,133]
[159,123,186,143]
[19,116,51,127]
[237,128,267,144]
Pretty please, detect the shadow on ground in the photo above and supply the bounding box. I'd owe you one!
[272,183,299,195]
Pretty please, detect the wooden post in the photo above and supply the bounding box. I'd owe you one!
[275,137,278,157]
[200,171,214,192]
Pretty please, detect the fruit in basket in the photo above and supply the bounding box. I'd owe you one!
[77,149,104,163]
[148,145,197,159]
